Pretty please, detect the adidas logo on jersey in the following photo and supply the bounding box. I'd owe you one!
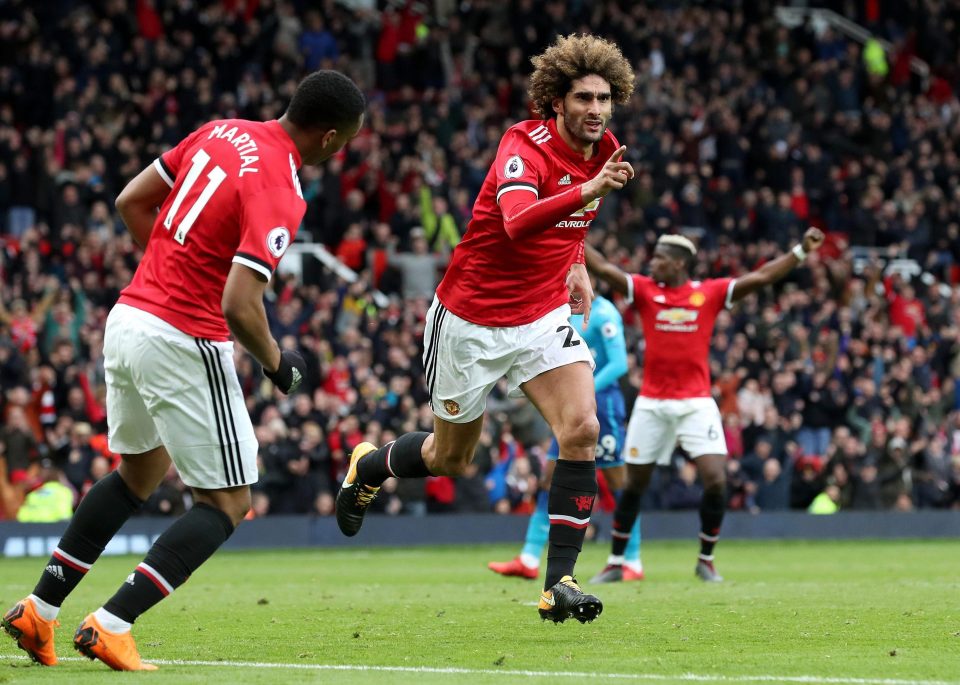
[45,564,65,582]
[558,174,571,185]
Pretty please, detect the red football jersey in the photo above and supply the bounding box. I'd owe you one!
[629,274,736,400]
[436,119,619,326]
[119,119,305,340]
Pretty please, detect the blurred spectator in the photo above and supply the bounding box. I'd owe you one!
[1,1,959,519]
[388,228,446,300]
[663,461,704,511]
[16,460,75,523]
[754,457,791,512]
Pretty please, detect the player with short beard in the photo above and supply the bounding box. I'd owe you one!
[336,34,635,624]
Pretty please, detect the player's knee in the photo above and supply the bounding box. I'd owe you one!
[558,412,600,454]
[702,474,726,496]
[195,487,251,527]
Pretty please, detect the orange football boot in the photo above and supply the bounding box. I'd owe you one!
[2,598,60,666]
[73,614,157,671]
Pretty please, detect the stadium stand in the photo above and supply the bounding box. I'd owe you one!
[0,0,958,522]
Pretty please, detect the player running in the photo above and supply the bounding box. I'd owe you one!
[487,294,643,582]
[335,34,635,624]
[586,228,825,582]
[2,71,364,670]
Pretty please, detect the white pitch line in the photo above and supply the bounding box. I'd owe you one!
[0,654,956,685]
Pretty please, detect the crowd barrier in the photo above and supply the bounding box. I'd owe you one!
[3,511,959,558]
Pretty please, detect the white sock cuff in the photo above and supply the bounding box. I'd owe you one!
[94,607,133,634]
[519,553,540,569]
[27,594,59,621]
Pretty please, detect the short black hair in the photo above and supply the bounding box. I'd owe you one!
[286,70,365,131]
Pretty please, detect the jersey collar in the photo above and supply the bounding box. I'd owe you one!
[269,120,303,169]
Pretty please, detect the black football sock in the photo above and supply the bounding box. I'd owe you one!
[698,488,725,558]
[103,503,234,623]
[544,459,597,589]
[610,487,643,558]
[357,432,432,486]
[33,471,144,608]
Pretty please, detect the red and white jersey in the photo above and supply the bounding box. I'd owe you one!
[436,119,619,327]
[119,119,305,340]
[629,274,736,400]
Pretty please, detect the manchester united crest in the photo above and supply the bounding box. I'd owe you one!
[443,399,461,416]
[689,291,706,307]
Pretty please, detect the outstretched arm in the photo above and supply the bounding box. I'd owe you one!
[584,244,630,296]
[730,227,825,303]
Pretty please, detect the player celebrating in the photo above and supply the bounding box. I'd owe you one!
[335,34,635,624]
[586,228,825,582]
[487,294,643,582]
[2,71,364,670]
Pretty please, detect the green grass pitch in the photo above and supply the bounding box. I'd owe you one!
[1,539,958,684]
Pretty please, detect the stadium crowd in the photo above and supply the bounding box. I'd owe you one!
[1,0,959,522]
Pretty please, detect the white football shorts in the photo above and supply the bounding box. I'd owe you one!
[104,303,257,489]
[423,296,595,423]
[623,396,727,465]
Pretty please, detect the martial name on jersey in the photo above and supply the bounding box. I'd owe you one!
[206,122,262,176]
[120,118,306,341]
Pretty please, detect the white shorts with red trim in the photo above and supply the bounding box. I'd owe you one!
[623,396,727,465]
[422,296,594,424]
[104,304,257,489]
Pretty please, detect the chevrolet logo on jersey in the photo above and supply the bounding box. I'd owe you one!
[656,308,699,324]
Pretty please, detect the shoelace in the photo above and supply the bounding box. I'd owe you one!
[356,485,378,507]
[559,578,582,593]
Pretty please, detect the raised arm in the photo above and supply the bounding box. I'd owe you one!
[584,244,630,296]
[30,277,61,326]
[499,145,634,240]
[115,164,172,249]
[730,228,825,303]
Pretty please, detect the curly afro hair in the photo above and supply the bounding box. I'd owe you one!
[528,34,635,119]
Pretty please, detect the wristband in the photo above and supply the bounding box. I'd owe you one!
[791,244,807,262]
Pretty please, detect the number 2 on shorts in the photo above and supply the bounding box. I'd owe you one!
[556,325,581,349]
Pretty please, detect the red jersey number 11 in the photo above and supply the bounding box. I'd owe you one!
[163,148,227,245]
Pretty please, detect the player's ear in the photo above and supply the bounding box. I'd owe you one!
[320,128,338,149]
[552,97,564,116]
